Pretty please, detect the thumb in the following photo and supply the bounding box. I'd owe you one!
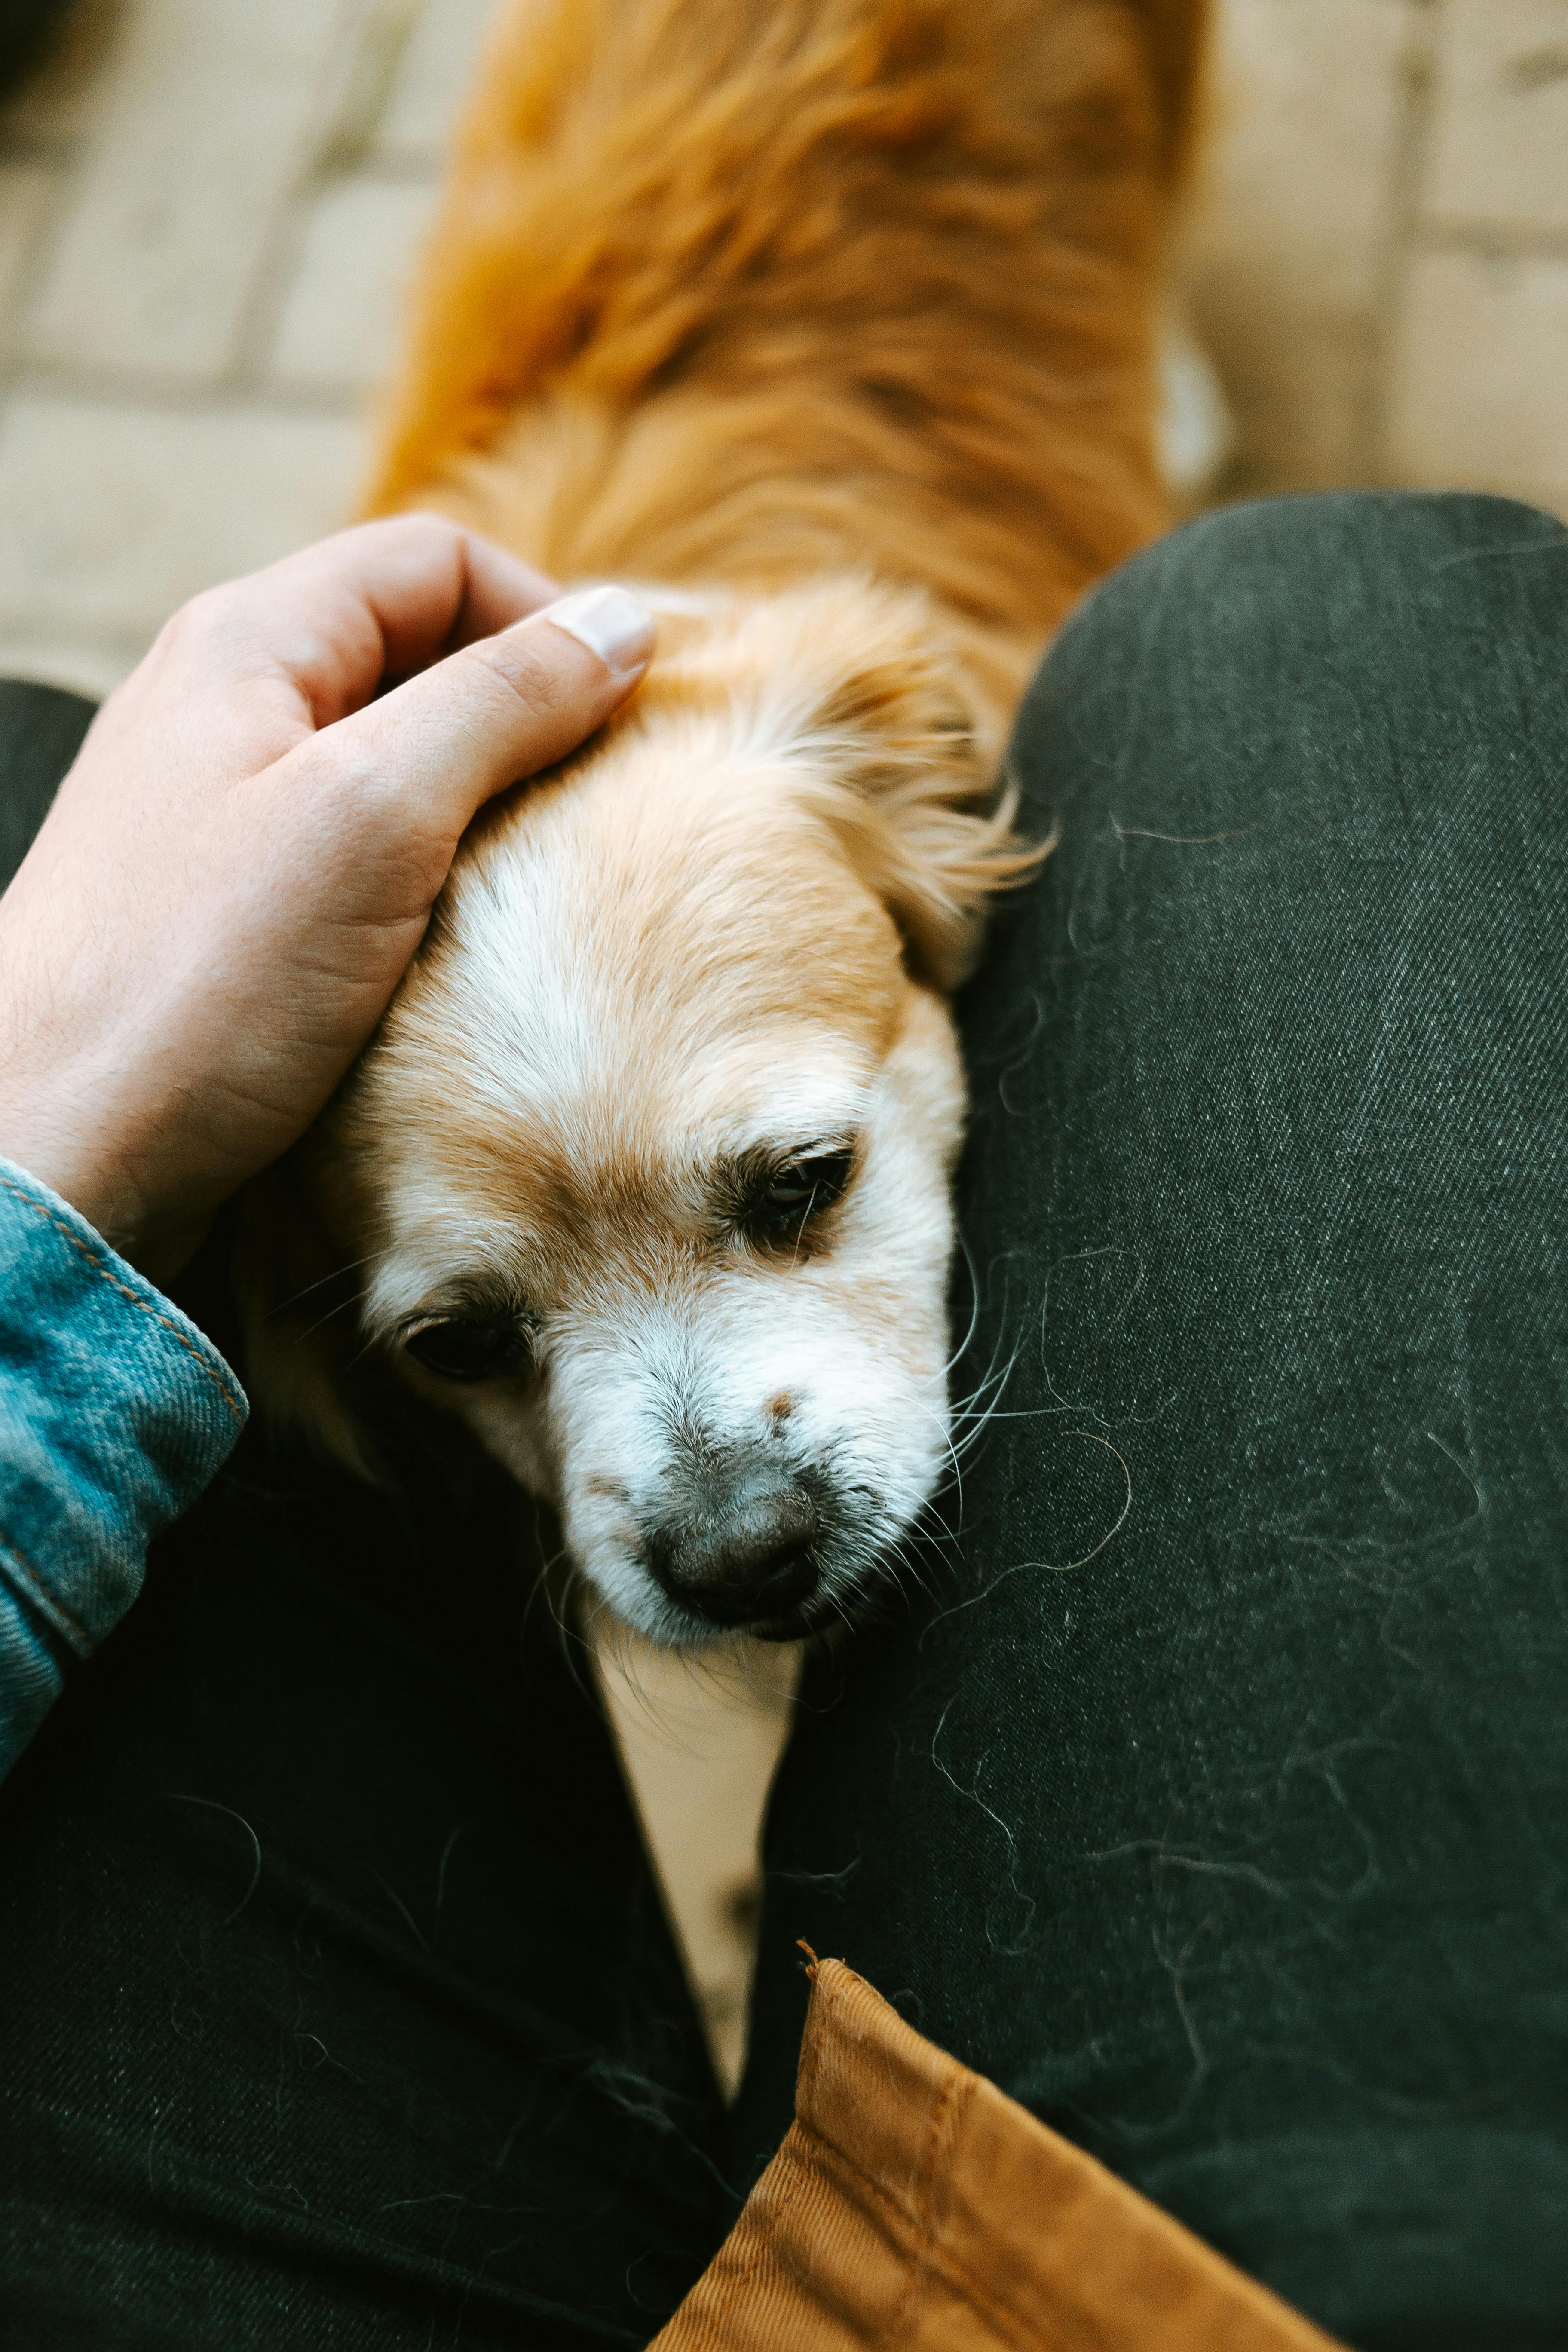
[317,584,655,842]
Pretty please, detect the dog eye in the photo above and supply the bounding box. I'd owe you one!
[747,1149,854,1236]
[401,1317,533,1382]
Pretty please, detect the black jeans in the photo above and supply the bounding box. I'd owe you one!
[2,493,1566,2349]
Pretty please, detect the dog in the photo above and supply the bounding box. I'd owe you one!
[241,0,1208,1647]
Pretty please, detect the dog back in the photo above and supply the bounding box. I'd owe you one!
[363,0,1210,649]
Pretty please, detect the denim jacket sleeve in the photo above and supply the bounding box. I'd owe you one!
[0,1156,247,1780]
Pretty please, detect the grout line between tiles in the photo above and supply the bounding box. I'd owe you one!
[1413,217,1568,263]
[3,359,368,419]
[1361,0,1446,486]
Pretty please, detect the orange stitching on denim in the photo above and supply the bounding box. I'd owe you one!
[0,1170,244,1428]
[0,1524,92,1652]
[795,2087,1046,2351]
[884,2067,963,2349]
[792,2114,930,2240]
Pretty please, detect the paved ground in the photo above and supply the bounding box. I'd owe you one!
[2,0,1562,2091]
[0,0,497,696]
[1185,0,1568,518]
[0,0,1563,701]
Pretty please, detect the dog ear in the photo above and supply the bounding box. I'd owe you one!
[802,616,1048,992]
[230,1154,384,1479]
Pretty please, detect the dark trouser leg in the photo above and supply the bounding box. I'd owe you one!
[0,1460,732,2349]
[0,678,94,873]
[0,687,732,2345]
[739,493,1568,2352]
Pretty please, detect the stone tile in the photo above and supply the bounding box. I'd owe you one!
[1178,0,1418,488]
[20,0,352,383]
[0,398,363,656]
[1386,246,1568,512]
[0,629,135,701]
[1423,0,1568,240]
[270,175,439,394]
[0,164,58,354]
[373,0,497,168]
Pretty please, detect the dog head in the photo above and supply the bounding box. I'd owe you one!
[241,579,1036,1642]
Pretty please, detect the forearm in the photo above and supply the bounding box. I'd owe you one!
[0,1156,246,1779]
[0,525,647,1776]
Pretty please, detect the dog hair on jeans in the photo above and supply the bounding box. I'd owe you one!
[238,0,1208,1646]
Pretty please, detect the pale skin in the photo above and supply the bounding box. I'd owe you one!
[0,516,654,1289]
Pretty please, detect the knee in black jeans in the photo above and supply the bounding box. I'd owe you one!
[742,493,1568,2352]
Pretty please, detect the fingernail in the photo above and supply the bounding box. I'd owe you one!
[539,585,655,676]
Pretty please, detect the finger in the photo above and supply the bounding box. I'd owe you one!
[437,529,564,652]
[178,517,563,726]
[299,585,656,851]
[264,515,562,700]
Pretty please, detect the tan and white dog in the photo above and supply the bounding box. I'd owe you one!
[242,0,1208,1645]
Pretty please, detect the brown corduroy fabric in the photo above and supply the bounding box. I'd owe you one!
[655,1960,1344,2351]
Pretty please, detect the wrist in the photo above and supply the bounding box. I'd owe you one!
[0,1060,157,1273]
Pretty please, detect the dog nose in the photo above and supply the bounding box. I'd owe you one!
[646,1472,819,1628]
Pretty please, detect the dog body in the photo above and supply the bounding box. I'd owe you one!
[249,0,1205,1642]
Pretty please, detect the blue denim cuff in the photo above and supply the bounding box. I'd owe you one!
[0,1157,247,1776]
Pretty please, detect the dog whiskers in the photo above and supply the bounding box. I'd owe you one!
[268,1246,388,1321]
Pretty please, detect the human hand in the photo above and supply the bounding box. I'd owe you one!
[0,516,653,1285]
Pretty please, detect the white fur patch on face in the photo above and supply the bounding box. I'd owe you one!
[367,987,966,1643]
[551,1004,961,1641]
[325,586,1007,1642]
